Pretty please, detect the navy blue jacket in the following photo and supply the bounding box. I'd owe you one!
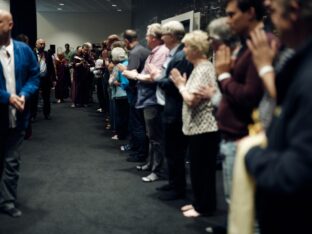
[158,44,193,124]
[246,38,312,234]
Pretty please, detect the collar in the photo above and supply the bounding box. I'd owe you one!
[150,44,162,54]
[169,43,181,57]
[2,39,14,57]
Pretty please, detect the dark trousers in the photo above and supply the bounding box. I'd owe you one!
[129,106,148,158]
[164,121,188,194]
[31,80,51,118]
[96,78,105,109]
[0,129,25,206]
[115,98,129,140]
[143,105,164,174]
[189,131,220,214]
[75,77,88,106]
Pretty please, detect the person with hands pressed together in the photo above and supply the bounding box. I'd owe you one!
[215,0,265,206]
[154,21,193,202]
[0,10,40,217]
[170,30,220,218]
[244,0,312,233]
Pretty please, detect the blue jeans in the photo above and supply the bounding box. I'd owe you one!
[220,139,237,203]
[0,129,25,206]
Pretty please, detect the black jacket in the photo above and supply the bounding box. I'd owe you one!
[245,38,312,234]
[158,44,193,124]
[34,50,56,86]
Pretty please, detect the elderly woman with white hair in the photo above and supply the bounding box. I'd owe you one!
[109,47,129,140]
[170,30,220,218]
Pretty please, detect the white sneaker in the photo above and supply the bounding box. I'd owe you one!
[111,135,119,140]
[96,108,102,113]
[142,173,159,182]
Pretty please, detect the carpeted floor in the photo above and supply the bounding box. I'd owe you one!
[0,101,227,234]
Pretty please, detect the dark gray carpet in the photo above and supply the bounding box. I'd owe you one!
[0,101,227,234]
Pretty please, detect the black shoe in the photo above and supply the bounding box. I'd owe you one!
[0,204,22,217]
[120,144,133,152]
[44,115,51,120]
[126,156,146,163]
[158,191,185,201]
[156,184,174,192]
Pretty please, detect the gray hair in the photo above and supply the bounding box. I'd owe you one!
[147,23,162,40]
[207,17,238,47]
[111,47,128,62]
[161,21,185,41]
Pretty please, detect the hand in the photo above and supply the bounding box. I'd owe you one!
[113,80,120,86]
[9,94,25,112]
[117,64,127,72]
[122,70,138,80]
[108,62,115,72]
[53,81,57,87]
[170,68,186,89]
[146,64,161,81]
[193,85,216,100]
[247,28,278,71]
[215,45,231,76]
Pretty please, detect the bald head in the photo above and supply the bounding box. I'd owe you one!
[0,9,13,22]
[0,10,13,46]
[36,38,46,52]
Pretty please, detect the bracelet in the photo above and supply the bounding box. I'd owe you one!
[218,72,231,82]
[259,65,274,77]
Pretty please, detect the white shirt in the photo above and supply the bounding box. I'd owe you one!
[156,44,181,106]
[0,39,16,128]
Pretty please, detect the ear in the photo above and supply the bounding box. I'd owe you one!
[247,7,256,21]
[288,0,300,22]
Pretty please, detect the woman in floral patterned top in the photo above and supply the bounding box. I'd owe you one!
[170,30,220,218]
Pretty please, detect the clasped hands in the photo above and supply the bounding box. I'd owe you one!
[9,94,25,112]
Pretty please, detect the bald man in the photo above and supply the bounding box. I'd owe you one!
[31,38,56,120]
[0,10,40,217]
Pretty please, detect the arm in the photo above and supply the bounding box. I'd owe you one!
[247,29,278,98]
[246,89,312,194]
[170,68,201,108]
[158,55,193,93]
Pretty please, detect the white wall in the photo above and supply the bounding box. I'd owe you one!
[0,0,10,11]
[37,11,131,52]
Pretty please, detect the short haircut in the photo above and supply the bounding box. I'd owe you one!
[16,34,29,44]
[111,40,127,50]
[111,47,128,62]
[207,17,238,46]
[65,43,70,47]
[82,43,91,49]
[161,21,185,41]
[123,29,138,42]
[226,0,265,20]
[146,23,162,40]
[182,30,210,54]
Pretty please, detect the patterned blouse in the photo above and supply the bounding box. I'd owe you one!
[182,61,218,136]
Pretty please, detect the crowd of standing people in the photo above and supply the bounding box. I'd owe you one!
[1,0,312,233]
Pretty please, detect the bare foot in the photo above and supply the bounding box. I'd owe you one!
[183,208,201,218]
[181,204,193,212]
